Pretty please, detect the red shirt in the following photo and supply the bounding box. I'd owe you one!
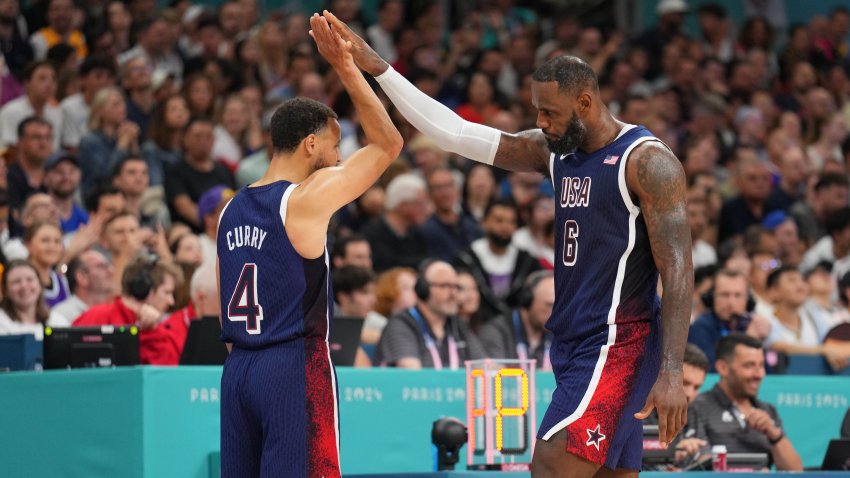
[72,298,197,365]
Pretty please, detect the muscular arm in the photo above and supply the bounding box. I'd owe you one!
[323,11,549,174]
[628,141,693,446]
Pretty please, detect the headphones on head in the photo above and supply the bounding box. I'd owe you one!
[415,258,441,302]
[518,270,555,310]
[128,255,158,301]
[700,288,756,314]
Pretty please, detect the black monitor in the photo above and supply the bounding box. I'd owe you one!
[179,316,228,365]
[329,316,364,367]
[641,424,675,468]
[821,439,850,471]
[43,326,140,369]
[726,453,770,472]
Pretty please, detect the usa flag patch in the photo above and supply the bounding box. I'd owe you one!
[603,155,619,165]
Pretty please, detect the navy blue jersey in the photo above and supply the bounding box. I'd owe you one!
[546,125,663,341]
[217,181,333,349]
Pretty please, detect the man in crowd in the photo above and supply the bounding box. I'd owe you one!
[686,334,803,470]
[52,249,115,324]
[479,270,554,368]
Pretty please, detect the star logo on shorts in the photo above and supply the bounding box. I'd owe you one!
[585,424,606,450]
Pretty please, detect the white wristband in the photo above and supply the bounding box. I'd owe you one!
[375,67,500,165]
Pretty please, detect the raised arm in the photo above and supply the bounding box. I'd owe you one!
[322,10,549,174]
[289,14,403,226]
[627,141,693,448]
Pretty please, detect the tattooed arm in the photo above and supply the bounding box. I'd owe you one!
[627,141,693,449]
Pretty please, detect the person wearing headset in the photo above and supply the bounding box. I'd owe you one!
[478,270,555,369]
[73,255,182,363]
[376,259,486,369]
[687,268,771,370]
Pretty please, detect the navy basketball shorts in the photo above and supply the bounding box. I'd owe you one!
[537,320,661,470]
[221,339,341,478]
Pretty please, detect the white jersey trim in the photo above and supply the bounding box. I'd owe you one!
[541,134,661,441]
[323,248,342,466]
[278,183,300,228]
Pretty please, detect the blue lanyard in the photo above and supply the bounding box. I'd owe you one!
[408,307,458,370]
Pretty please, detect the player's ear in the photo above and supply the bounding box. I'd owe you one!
[303,134,318,155]
[577,91,592,114]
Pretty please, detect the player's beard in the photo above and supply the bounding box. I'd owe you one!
[312,152,328,172]
[546,111,587,155]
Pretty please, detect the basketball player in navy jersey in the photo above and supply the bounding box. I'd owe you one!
[322,11,693,477]
[216,14,402,478]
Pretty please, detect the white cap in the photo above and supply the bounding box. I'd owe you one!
[657,0,689,16]
[711,444,727,453]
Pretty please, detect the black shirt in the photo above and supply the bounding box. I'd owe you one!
[164,158,235,230]
[361,217,430,272]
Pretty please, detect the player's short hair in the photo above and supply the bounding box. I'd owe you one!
[270,98,338,154]
[332,266,375,302]
[532,55,598,95]
[684,343,710,372]
[385,173,426,210]
[715,333,762,363]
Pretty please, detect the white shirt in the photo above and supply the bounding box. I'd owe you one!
[800,236,835,274]
[764,307,829,349]
[211,125,242,171]
[693,239,718,268]
[512,227,554,264]
[200,233,216,271]
[0,309,68,341]
[51,294,89,325]
[59,93,89,148]
[0,95,63,149]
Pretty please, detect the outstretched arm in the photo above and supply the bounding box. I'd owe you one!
[323,11,549,174]
[628,141,693,449]
[288,13,403,258]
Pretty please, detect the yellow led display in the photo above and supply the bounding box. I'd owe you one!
[494,368,529,450]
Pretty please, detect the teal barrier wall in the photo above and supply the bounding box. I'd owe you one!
[0,367,847,477]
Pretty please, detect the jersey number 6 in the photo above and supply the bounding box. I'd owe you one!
[227,263,264,334]
[562,220,579,266]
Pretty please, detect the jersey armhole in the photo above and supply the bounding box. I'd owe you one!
[278,183,300,228]
[617,137,670,212]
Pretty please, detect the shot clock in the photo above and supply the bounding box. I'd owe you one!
[465,359,536,471]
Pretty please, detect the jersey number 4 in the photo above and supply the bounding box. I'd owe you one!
[562,220,579,266]
[228,263,264,334]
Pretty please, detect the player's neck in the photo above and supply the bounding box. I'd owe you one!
[256,154,311,185]
[580,110,623,153]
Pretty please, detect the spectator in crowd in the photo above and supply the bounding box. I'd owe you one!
[121,56,155,136]
[165,117,235,231]
[331,234,372,270]
[421,166,482,262]
[0,61,61,149]
[51,249,115,324]
[6,117,53,216]
[29,0,85,60]
[235,110,273,188]
[118,16,183,81]
[145,261,221,365]
[807,112,846,171]
[195,185,234,270]
[361,173,430,272]
[512,194,555,267]
[763,211,805,268]
[23,220,69,307]
[686,334,803,471]
[456,268,485,333]
[462,164,497,222]
[170,232,202,268]
[141,94,190,187]
[801,207,850,274]
[74,257,182,364]
[96,210,142,289]
[112,156,169,230]
[77,86,141,192]
[764,266,849,371]
[0,259,66,339]
[479,270,554,369]
[373,266,417,325]
[3,193,59,260]
[748,247,781,318]
[211,94,263,172]
[332,265,383,361]
[59,55,117,149]
[377,260,485,369]
[765,146,811,212]
[688,181,717,268]
[689,268,770,369]
[718,153,775,244]
[456,198,541,319]
[42,151,86,234]
[60,183,126,263]
[366,0,404,63]
[790,172,849,245]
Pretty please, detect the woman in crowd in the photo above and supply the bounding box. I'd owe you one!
[24,221,70,308]
[142,94,190,186]
[0,260,66,339]
[211,94,263,172]
[77,86,140,191]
